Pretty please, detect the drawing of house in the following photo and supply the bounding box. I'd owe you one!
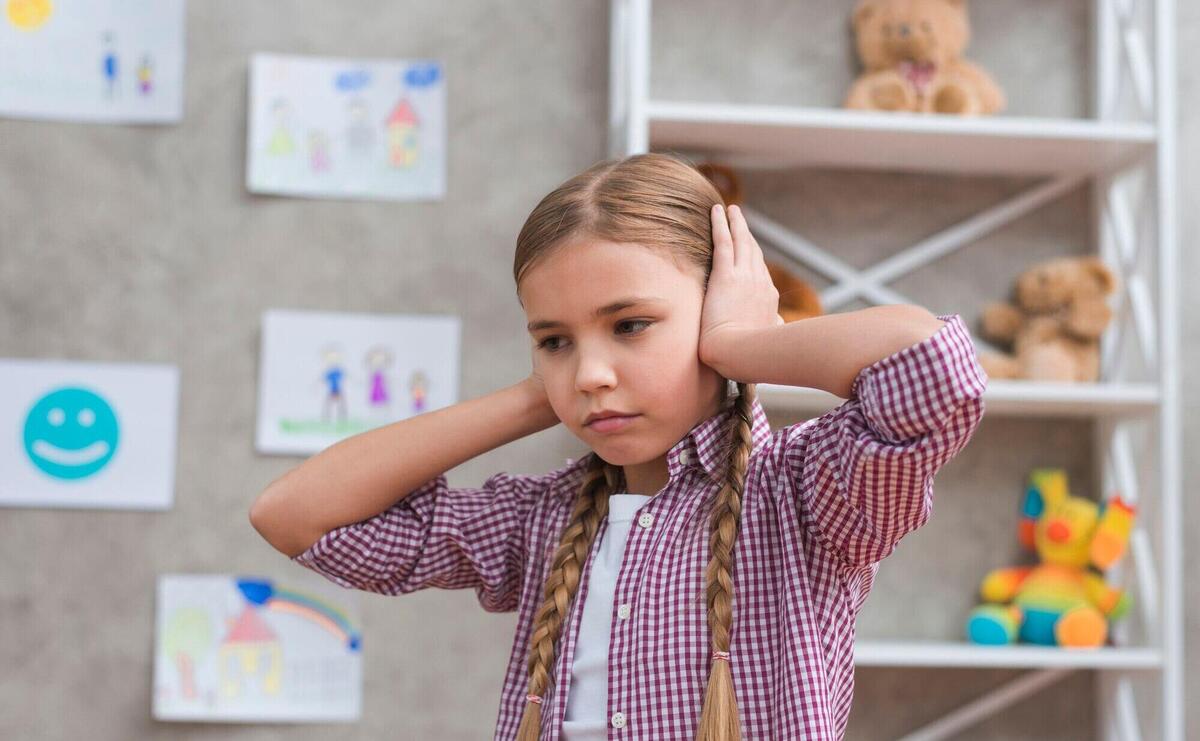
[218,604,282,698]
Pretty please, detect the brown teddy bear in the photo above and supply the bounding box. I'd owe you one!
[845,0,1006,116]
[697,163,823,322]
[979,257,1118,382]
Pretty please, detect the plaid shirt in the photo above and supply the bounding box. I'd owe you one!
[293,314,987,739]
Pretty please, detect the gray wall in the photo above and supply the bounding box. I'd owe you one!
[0,1,1193,739]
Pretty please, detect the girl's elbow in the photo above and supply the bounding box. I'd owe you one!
[249,483,309,558]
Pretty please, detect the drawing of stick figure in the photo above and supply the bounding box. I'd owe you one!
[364,346,392,411]
[267,99,295,156]
[319,346,348,424]
[345,97,375,155]
[408,370,429,415]
[308,130,332,173]
[102,31,119,98]
[137,54,153,96]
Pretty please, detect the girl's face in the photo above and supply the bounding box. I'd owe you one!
[519,239,725,467]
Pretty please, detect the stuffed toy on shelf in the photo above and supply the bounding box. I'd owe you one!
[967,468,1135,647]
[845,0,1005,115]
[978,256,1118,383]
[697,162,823,322]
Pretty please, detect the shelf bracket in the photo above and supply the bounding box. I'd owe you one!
[896,669,1073,741]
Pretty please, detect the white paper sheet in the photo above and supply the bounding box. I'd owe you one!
[153,573,363,722]
[247,53,446,201]
[256,308,461,455]
[0,0,186,123]
[0,358,179,510]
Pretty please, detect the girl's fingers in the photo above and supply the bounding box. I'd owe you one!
[728,204,770,280]
[726,204,752,266]
[711,204,736,269]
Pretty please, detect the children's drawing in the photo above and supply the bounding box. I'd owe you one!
[136,53,152,95]
[154,574,362,723]
[319,344,347,423]
[385,98,418,168]
[256,309,460,456]
[344,97,374,154]
[408,369,429,415]
[364,345,392,410]
[101,30,118,97]
[6,0,55,31]
[307,129,331,172]
[0,0,185,123]
[266,98,295,156]
[246,53,445,201]
[0,358,178,510]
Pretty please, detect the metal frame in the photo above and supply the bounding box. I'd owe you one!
[608,0,1181,738]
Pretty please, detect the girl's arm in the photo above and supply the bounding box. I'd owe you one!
[701,304,946,397]
[250,377,560,558]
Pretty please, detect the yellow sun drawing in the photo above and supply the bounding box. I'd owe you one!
[7,0,53,31]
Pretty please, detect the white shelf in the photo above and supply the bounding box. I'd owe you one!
[854,640,1163,671]
[646,101,1157,177]
[756,379,1159,418]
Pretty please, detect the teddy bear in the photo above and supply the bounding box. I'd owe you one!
[978,256,1117,383]
[696,162,824,322]
[967,468,1134,647]
[845,0,1005,116]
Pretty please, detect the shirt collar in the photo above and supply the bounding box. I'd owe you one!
[665,393,773,484]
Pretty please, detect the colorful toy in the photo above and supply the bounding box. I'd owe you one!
[967,468,1135,647]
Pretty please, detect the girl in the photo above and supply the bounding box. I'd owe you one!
[250,153,987,740]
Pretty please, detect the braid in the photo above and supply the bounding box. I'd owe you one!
[696,381,756,741]
[516,452,622,740]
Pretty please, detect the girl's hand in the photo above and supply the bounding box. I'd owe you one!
[698,204,784,373]
[522,363,561,430]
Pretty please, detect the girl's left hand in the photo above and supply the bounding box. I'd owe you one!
[698,204,784,370]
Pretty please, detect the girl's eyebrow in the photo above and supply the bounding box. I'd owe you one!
[526,296,667,332]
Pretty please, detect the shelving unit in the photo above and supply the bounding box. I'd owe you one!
[609,1,1181,739]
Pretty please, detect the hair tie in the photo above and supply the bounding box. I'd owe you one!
[711,650,731,663]
[525,694,544,705]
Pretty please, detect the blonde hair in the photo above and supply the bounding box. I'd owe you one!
[512,153,755,741]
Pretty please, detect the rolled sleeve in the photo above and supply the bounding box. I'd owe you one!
[292,469,556,613]
[784,314,988,566]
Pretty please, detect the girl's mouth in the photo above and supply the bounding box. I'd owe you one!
[586,414,640,433]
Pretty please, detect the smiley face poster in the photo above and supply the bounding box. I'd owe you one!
[0,358,179,509]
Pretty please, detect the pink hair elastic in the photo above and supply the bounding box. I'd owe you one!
[711,650,731,662]
[526,694,544,705]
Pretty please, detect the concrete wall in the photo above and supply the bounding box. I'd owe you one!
[1,1,1194,738]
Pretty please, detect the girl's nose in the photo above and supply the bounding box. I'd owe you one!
[574,351,617,393]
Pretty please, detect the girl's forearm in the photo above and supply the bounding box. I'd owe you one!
[702,305,946,398]
[249,378,560,558]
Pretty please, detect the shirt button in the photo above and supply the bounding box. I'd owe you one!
[617,603,631,620]
[611,711,626,729]
[679,450,691,465]
[637,513,654,529]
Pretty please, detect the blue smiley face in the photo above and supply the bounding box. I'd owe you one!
[23,387,120,480]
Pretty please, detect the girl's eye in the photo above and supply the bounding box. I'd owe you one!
[536,320,652,353]
[616,319,652,335]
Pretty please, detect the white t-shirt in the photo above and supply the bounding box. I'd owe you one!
[560,493,650,739]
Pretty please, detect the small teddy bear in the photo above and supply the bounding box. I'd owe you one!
[967,468,1134,647]
[845,0,1005,116]
[979,256,1117,383]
